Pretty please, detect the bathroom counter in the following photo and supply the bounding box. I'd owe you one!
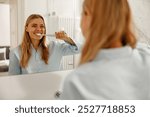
[0,70,72,100]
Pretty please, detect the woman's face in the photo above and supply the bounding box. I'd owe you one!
[26,18,45,40]
[80,4,91,39]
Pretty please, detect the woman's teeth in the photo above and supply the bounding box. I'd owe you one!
[36,33,42,36]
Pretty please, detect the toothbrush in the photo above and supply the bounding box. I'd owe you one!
[36,33,55,37]
[36,27,65,37]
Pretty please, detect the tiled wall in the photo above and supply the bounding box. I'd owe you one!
[129,0,150,44]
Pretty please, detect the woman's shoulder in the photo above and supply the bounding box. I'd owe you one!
[133,43,150,66]
[10,45,21,56]
[135,42,150,56]
[65,63,94,81]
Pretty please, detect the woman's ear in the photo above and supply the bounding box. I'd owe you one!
[25,26,28,32]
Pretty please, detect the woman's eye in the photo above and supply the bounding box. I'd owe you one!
[40,25,45,28]
[31,24,45,29]
[32,25,37,28]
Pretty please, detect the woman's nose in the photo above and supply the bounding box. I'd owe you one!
[36,26,42,31]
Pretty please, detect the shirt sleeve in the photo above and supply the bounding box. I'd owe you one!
[58,39,82,56]
[8,49,22,75]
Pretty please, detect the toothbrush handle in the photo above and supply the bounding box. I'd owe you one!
[45,34,55,37]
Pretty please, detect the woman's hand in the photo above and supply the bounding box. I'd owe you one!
[55,31,75,45]
[55,31,68,40]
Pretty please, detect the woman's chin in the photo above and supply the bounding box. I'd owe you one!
[33,38,42,40]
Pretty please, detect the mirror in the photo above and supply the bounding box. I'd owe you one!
[0,0,84,76]
[1,0,150,77]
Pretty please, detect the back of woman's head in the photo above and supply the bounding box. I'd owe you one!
[20,14,49,68]
[80,0,136,64]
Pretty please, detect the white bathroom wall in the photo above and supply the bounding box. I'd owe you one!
[129,0,150,44]
[48,0,75,17]
[24,0,48,20]
[0,4,10,46]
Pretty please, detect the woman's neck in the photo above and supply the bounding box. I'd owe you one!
[31,39,41,50]
[109,39,123,48]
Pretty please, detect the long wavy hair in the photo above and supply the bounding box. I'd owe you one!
[80,0,136,65]
[20,14,49,68]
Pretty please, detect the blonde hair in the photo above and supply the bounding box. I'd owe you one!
[80,0,136,64]
[20,14,49,68]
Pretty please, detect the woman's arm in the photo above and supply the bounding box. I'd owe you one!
[55,31,82,55]
[9,49,22,75]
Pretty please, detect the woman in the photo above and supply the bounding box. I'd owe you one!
[9,14,80,75]
[60,0,150,99]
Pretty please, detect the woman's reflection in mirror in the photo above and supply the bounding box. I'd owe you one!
[9,14,81,75]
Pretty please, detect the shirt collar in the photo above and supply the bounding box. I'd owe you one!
[30,43,42,52]
[94,46,133,61]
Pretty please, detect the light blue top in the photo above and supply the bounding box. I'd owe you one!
[9,40,81,75]
[60,44,150,100]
